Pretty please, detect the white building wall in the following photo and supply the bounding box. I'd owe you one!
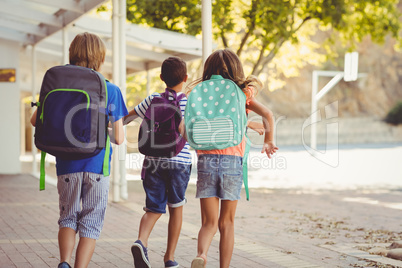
[0,40,21,174]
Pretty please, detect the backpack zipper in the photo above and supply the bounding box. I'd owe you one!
[40,89,90,123]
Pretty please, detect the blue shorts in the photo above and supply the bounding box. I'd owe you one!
[57,172,109,240]
[196,154,243,200]
[141,158,191,214]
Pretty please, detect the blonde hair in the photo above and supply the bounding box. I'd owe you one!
[69,32,106,71]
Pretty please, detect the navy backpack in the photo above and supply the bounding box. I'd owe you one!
[33,64,110,190]
[138,88,186,158]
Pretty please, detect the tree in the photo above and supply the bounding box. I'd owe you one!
[123,0,402,77]
[126,0,201,35]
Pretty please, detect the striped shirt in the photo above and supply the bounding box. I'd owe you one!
[134,91,192,165]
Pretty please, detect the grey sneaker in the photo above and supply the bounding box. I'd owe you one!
[131,240,151,268]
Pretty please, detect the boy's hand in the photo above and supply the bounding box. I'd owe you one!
[261,141,278,159]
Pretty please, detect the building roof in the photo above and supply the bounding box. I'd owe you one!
[0,0,205,91]
[33,15,203,75]
[0,0,107,45]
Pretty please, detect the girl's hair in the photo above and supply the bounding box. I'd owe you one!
[202,49,245,87]
[69,32,106,71]
[187,48,262,94]
[244,75,263,95]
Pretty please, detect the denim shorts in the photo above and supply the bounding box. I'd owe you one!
[142,158,191,214]
[196,154,243,200]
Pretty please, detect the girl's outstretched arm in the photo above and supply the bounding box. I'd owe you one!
[246,98,278,158]
[247,121,264,135]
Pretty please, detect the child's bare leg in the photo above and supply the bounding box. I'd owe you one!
[74,237,96,268]
[138,211,162,246]
[58,227,76,265]
[218,200,238,268]
[164,206,183,262]
[196,197,220,262]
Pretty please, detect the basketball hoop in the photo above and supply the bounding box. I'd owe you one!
[344,52,359,82]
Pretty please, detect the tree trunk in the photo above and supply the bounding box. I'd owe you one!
[221,30,228,48]
[251,42,269,75]
[253,39,285,76]
[237,30,251,56]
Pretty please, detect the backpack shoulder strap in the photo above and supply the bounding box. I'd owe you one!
[243,133,251,200]
[98,73,110,177]
[176,92,186,102]
[161,88,186,101]
[161,88,186,108]
[93,70,110,177]
[39,151,46,191]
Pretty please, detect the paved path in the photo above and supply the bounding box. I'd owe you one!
[1,174,402,267]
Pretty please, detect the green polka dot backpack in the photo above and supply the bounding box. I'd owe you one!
[185,75,252,200]
[185,74,247,150]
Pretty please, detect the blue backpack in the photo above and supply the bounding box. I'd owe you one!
[138,88,186,158]
[185,75,252,200]
[33,65,110,190]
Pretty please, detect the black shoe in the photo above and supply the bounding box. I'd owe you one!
[131,240,151,268]
[58,262,72,268]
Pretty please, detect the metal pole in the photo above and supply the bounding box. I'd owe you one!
[112,0,120,202]
[118,0,128,200]
[315,73,344,101]
[202,0,212,63]
[310,71,318,153]
[310,71,345,153]
[146,67,151,96]
[309,53,362,156]
[31,45,37,174]
[62,27,69,64]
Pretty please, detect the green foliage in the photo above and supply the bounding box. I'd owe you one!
[121,0,402,77]
[126,0,201,35]
[385,101,402,125]
[125,70,164,108]
[97,0,402,96]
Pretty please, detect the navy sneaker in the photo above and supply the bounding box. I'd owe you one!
[57,262,71,268]
[165,260,179,268]
[131,240,151,268]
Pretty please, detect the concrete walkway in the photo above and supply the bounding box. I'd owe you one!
[1,174,402,267]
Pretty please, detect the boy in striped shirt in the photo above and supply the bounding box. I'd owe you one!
[124,57,191,268]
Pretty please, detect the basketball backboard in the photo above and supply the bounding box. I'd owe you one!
[344,52,359,82]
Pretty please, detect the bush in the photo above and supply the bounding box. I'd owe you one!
[385,101,402,125]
